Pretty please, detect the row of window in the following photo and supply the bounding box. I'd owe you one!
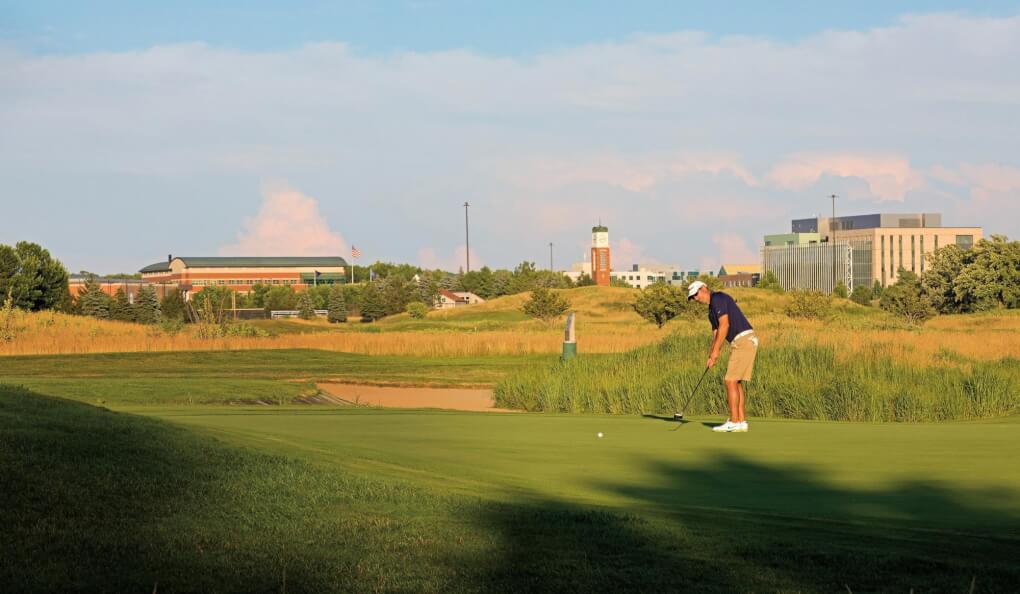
[879,234,973,285]
[191,279,298,287]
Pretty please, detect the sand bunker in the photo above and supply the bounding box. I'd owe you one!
[316,383,517,412]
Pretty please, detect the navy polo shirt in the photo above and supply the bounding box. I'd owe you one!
[708,291,753,343]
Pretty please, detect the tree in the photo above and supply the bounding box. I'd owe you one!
[632,284,686,328]
[406,301,429,319]
[521,287,570,321]
[378,276,417,316]
[250,283,271,308]
[359,282,387,322]
[921,243,974,313]
[264,285,297,312]
[1,289,16,342]
[574,272,596,287]
[191,286,233,321]
[296,290,316,320]
[160,289,186,322]
[490,269,513,296]
[881,269,936,326]
[833,282,849,299]
[77,275,111,319]
[849,284,873,306]
[110,287,135,322]
[327,284,347,323]
[952,235,1020,311]
[134,285,161,324]
[610,277,632,288]
[416,276,440,307]
[0,241,70,311]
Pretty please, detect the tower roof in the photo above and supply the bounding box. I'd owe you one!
[592,225,608,233]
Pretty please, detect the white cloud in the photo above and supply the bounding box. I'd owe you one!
[2,12,1020,272]
[713,233,758,265]
[220,183,348,256]
[417,245,479,272]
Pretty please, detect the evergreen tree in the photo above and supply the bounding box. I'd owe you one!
[327,284,347,323]
[110,287,135,322]
[160,289,186,322]
[134,285,161,324]
[416,277,440,307]
[871,279,884,301]
[359,282,387,322]
[297,290,316,320]
[77,275,111,319]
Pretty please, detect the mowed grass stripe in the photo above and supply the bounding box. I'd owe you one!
[4,386,1020,592]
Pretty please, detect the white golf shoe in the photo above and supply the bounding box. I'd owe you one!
[712,420,739,432]
[733,421,749,432]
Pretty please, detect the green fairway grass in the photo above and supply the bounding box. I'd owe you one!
[4,385,1019,592]
[0,350,553,406]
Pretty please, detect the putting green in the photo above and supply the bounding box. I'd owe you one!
[143,407,1020,538]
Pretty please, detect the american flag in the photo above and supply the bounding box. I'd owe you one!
[351,245,362,259]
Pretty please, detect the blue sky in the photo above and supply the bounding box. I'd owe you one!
[5,1,1019,55]
[1,2,1019,274]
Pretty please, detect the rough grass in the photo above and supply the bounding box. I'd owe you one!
[495,333,1020,421]
[3,288,1019,362]
[3,385,1019,592]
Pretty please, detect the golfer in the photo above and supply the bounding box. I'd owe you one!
[687,280,758,433]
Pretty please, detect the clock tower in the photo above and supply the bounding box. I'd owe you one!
[591,224,611,286]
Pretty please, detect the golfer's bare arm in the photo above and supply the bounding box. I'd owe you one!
[708,315,729,368]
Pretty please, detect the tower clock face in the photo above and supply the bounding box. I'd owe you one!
[593,232,609,248]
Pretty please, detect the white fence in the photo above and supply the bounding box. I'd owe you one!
[270,309,329,319]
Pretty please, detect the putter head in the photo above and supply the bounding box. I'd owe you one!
[673,412,684,421]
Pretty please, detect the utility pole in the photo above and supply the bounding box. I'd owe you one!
[549,242,554,271]
[829,193,838,292]
[464,202,471,273]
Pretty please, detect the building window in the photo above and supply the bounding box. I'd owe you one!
[935,235,939,250]
[920,236,925,273]
[911,235,916,273]
[880,235,886,285]
[898,236,903,276]
[955,235,974,249]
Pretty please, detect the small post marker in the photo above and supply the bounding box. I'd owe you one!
[562,312,577,360]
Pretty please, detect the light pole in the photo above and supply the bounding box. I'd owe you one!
[829,193,838,291]
[549,242,554,271]
[464,202,470,273]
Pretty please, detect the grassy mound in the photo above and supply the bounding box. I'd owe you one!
[494,333,1020,421]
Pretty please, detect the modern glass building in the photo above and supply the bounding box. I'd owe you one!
[763,213,982,292]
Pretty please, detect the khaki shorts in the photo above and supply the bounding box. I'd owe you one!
[725,331,759,382]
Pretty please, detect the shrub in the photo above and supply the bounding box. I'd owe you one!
[1,289,16,342]
[881,270,935,326]
[833,282,849,299]
[849,284,873,306]
[522,287,570,321]
[785,291,833,319]
[871,280,884,301]
[406,301,429,319]
[758,271,783,292]
[159,318,185,337]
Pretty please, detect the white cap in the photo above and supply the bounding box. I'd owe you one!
[687,280,707,300]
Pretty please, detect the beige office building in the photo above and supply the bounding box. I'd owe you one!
[764,213,982,292]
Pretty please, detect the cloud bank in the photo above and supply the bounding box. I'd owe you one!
[1,12,1018,273]
[220,184,348,257]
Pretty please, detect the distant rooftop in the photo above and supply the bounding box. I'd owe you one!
[792,213,950,233]
[140,256,348,274]
[592,225,609,233]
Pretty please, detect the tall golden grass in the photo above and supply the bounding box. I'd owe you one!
[1,292,1017,363]
[0,310,668,356]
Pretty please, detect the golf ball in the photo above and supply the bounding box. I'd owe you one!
[597,432,603,438]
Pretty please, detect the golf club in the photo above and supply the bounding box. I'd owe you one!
[673,366,710,422]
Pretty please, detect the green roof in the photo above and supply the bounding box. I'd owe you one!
[592,225,609,233]
[140,256,348,273]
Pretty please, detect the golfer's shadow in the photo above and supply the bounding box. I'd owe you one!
[641,414,694,428]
